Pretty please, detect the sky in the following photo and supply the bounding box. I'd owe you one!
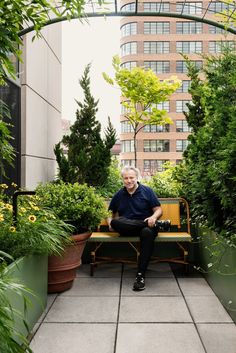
[62,18,121,134]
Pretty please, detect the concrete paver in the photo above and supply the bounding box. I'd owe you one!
[186,296,233,323]
[197,323,236,353]
[116,323,206,353]
[119,296,192,322]
[44,296,119,323]
[30,323,116,353]
[60,277,121,296]
[177,277,216,296]
[30,263,236,353]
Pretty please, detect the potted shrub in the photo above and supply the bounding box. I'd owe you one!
[36,181,107,293]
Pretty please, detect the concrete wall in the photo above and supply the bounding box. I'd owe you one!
[20,23,62,189]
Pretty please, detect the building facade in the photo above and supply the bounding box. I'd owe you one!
[119,0,235,175]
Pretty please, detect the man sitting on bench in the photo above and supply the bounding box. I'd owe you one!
[108,166,163,291]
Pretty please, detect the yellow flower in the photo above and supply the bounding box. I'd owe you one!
[20,207,27,213]
[9,226,16,232]
[5,204,13,211]
[11,182,17,188]
[32,206,40,211]
[28,215,36,222]
[0,184,8,189]
[0,214,4,222]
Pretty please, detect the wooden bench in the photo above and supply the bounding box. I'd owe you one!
[88,197,192,276]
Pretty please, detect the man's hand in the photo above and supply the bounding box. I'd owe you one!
[144,206,163,228]
[144,216,156,228]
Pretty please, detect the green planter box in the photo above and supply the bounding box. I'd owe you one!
[6,255,48,339]
[196,226,236,323]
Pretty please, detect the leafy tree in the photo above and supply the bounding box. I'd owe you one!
[180,48,236,239]
[103,56,181,166]
[95,157,123,198]
[54,64,116,187]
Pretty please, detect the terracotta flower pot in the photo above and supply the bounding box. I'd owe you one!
[48,231,92,293]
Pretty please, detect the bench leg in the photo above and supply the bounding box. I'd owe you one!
[90,263,94,276]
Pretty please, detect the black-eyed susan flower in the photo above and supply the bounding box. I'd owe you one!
[9,226,16,232]
[5,204,13,211]
[28,215,36,222]
[0,183,8,189]
[0,214,4,222]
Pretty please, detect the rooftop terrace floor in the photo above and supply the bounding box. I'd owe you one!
[30,263,236,353]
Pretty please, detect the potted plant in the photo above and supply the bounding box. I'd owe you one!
[0,183,72,344]
[36,181,107,293]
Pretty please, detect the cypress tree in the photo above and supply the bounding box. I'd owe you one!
[54,64,116,187]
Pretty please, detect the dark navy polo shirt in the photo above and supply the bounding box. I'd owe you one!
[109,183,160,220]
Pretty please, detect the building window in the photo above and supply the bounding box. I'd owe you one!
[143,2,170,12]
[176,100,191,113]
[144,22,170,34]
[121,22,137,37]
[121,104,131,114]
[176,2,202,14]
[157,101,170,112]
[121,159,135,166]
[120,3,136,12]
[121,140,135,152]
[143,124,170,132]
[208,1,234,13]
[143,140,170,152]
[208,25,227,34]
[209,41,235,53]
[144,159,168,172]
[176,41,202,53]
[176,80,191,93]
[121,121,134,133]
[121,61,137,70]
[144,41,170,54]
[176,22,202,34]
[146,101,170,113]
[176,139,189,152]
[176,60,202,73]
[121,42,137,56]
[176,120,192,132]
[144,61,170,73]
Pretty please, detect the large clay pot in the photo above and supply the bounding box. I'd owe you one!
[48,231,91,293]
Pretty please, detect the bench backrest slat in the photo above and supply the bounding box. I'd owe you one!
[159,202,180,228]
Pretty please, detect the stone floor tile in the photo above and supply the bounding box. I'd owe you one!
[177,278,215,296]
[186,296,233,323]
[30,323,116,353]
[44,296,119,323]
[121,277,181,296]
[77,263,122,277]
[123,263,174,278]
[60,277,121,296]
[197,323,236,353]
[116,323,205,353]
[119,296,192,322]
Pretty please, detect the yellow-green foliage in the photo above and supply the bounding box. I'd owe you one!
[144,162,183,198]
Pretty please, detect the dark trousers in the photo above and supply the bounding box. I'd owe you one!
[110,217,157,275]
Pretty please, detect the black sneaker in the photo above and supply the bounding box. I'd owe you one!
[133,273,145,291]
